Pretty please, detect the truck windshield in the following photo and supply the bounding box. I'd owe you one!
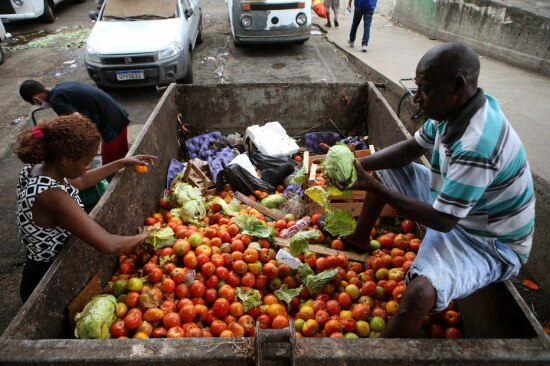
[103,0,177,20]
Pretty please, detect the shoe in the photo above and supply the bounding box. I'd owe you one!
[347,40,354,47]
[361,44,368,52]
[325,21,331,27]
[334,19,339,27]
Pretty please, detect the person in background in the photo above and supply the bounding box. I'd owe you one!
[14,114,157,302]
[324,0,340,27]
[341,42,535,337]
[19,80,130,165]
[347,0,377,52]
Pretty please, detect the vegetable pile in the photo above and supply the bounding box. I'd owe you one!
[82,186,463,340]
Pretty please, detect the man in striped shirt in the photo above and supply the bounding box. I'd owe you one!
[345,42,535,337]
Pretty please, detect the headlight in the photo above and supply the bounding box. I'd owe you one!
[12,0,24,6]
[158,41,183,60]
[296,13,307,26]
[85,45,101,63]
[241,16,252,28]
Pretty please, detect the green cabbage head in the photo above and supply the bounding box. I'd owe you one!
[324,145,357,186]
[74,294,117,339]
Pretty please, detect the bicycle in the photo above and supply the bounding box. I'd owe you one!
[397,77,427,129]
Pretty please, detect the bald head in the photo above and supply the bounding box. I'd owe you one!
[413,43,481,121]
[418,43,480,92]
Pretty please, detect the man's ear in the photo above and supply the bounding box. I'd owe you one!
[452,75,467,94]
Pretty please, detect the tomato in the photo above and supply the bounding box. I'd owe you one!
[163,312,181,329]
[125,291,140,308]
[134,164,148,174]
[110,320,128,338]
[148,267,163,283]
[160,278,176,294]
[213,298,230,317]
[124,310,142,330]
[145,217,157,226]
[400,219,415,234]
[143,307,165,323]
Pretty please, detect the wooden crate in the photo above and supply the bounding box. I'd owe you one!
[180,160,217,195]
[303,145,396,218]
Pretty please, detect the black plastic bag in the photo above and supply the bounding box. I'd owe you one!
[250,152,295,186]
[218,164,275,195]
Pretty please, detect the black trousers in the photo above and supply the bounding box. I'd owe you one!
[20,258,52,302]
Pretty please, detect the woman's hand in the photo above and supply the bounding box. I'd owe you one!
[120,155,157,169]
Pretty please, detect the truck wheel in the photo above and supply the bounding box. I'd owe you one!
[40,0,55,23]
[0,45,4,65]
[177,50,193,84]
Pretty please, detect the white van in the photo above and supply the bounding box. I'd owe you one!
[85,0,202,88]
[226,0,311,45]
[0,0,85,23]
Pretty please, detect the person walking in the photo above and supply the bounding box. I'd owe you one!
[14,114,157,302]
[347,0,377,52]
[324,0,340,27]
[19,80,131,165]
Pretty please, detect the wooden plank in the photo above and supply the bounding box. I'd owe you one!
[274,237,366,262]
[308,163,318,186]
[303,151,310,174]
[67,273,102,334]
[234,191,285,220]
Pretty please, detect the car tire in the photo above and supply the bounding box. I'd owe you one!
[0,45,4,65]
[177,50,193,84]
[196,16,203,45]
[40,0,55,23]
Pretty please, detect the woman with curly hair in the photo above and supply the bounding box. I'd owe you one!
[14,114,157,302]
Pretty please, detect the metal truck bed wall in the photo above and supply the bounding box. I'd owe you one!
[1,82,548,365]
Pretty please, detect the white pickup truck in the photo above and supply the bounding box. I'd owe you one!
[85,0,203,88]
[0,0,85,23]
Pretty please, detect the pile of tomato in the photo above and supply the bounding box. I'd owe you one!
[105,190,463,339]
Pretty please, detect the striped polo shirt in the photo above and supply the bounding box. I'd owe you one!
[415,90,535,263]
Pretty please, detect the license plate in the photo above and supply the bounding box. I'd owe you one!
[116,70,144,81]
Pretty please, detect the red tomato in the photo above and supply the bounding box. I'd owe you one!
[124,310,142,330]
[110,320,128,338]
[163,312,181,329]
[400,219,415,234]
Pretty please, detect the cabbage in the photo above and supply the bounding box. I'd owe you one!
[260,193,287,209]
[74,294,117,339]
[290,166,307,186]
[324,145,357,186]
[208,197,244,216]
[169,183,207,225]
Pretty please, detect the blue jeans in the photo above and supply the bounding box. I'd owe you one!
[349,9,373,46]
[378,163,521,312]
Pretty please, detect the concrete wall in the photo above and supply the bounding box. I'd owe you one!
[393,0,550,76]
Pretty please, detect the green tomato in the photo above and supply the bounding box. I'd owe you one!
[127,277,144,292]
[344,332,359,339]
[189,233,203,248]
[294,318,306,333]
[369,316,386,333]
[369,240,381,251]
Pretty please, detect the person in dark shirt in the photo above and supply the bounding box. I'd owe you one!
[19,80,131,165]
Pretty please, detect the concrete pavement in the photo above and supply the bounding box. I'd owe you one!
[314,2,550,182]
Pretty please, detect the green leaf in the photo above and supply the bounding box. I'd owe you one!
[305,186,329,207]
[235,214,276,239]
[208,197,244,217]
[143,227,176,250]
[288,230,319,257]
[303,268,338,295]
[290,166,307,185]
[296,264,314,284]
[275,284,303,305]
[325,209,356,237]
[236,287,263,312]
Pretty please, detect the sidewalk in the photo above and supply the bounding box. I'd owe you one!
[314,5,550,182]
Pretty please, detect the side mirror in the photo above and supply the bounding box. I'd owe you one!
[88,10,98,21]
[184,8,193,18]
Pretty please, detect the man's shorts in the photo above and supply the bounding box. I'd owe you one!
[377,163,521,312]
[324,0,340,11]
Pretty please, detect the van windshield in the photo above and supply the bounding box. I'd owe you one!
[102,0,177,20]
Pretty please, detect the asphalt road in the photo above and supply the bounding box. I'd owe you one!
[0,0,365,334]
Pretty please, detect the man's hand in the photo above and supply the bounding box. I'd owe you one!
[339,159,380,192]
